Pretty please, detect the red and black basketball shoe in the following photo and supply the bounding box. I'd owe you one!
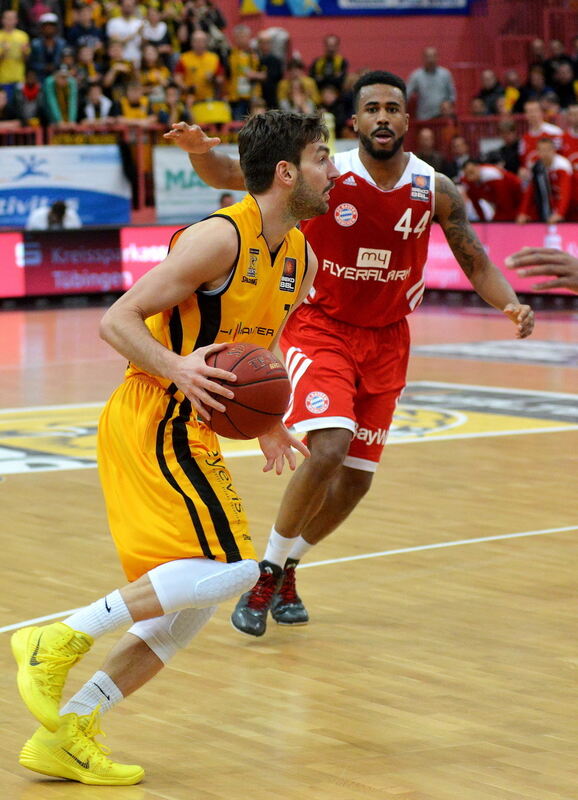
[271,559,309,626]
[230,560,283,637]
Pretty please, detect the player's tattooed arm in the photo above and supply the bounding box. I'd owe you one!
[434,173,488,279]
[434,173,535,338]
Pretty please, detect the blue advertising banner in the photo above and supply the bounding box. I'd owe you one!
[240,0,471,17]
[0,145,131,229]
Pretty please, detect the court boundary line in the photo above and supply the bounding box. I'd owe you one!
[1,523,576,635]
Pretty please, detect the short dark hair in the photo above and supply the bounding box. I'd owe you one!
[352,70,407,111]
[239,110,328,194]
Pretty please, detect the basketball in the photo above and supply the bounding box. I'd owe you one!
[206,343,291,440]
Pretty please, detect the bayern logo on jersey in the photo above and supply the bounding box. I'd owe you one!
[334,203,358,227]
[305,391,330,414]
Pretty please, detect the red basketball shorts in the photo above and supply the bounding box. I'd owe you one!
[280,304,410,472]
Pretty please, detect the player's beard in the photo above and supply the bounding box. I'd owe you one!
[287,172,331,220]
[359,130,405,161]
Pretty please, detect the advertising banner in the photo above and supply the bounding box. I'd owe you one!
[20,230,123,295]
[0,145,131,229]
[0,223,576,299]
[425,223,576,293]
[240,0,470,17]
[153,145,245,224]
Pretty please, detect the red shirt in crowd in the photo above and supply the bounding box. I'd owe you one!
[519,122,564,168]
[562,129,578,221]
[519,153,573,220]
[461,164,522,221]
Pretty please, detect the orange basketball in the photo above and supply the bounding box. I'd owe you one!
[206,342,291,440]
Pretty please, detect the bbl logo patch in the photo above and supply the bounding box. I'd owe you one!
[280,257,296,292]
[305,391,330,414]
[334,203,358,227]
[411,174,430,202]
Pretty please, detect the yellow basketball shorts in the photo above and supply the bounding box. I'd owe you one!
[97,375,256,582]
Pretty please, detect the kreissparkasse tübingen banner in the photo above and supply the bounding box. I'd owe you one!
[240,0,471,16]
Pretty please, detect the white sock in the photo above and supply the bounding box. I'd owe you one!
[63,589,133,639]
[263,527,295,569]
[288,535,314,562]
[60,671,123,718]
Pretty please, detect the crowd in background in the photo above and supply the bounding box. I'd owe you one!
[1,1,578,221]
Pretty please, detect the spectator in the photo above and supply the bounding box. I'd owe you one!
[140,43,171,101]
[29,12,65,81]
[26,200,81,230]
[475,69,504,115]
[309,34,348,92]
[443,134,470,182]
[540,90,562,125]
[227,23,261,121]
[174,29,222,100]
[0,9,30,100]
[66,4,105,56]
[153,82,191,125]
[248,95,266,115]
[0,85,21,124]
[543,39,573,87]
[528,38,546,71]
[43,63,78,124]
[562,103,578,220]
[517,137,572,224]
[519,100,563,171]
[80,81,117,122]
[502,69,526,113]
[117,80,155,125]
[277,57,319,112]
[75,44,100,100]
[414,126,445,171]
[487,119,520,175]
[102,40,135,101]
[218,191,235,207]
[18,0,61,34]
[106,0,143,69]
[571,35,578,79]
[461,160,522,221]
[318,83,348,138]
[255,31,283,109]
[177,0,228,63]
[524,64,552,103]
[469,97,487,116]
[552,62,577,109]
[407,46,456,120]
[141,7,172,65]
[16,68,43,124]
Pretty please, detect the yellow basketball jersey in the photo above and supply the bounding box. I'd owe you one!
[126,194,308,394]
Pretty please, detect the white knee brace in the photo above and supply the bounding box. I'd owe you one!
[128,606,217,664]
[147,557,260,614]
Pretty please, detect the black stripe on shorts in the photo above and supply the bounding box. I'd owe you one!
[155,396,215,560]
[172,399,242,563]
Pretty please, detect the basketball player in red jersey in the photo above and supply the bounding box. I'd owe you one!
[167,70,535,637]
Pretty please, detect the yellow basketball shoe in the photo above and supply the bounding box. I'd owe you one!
[19,709,145,785]
[11,622,93,731]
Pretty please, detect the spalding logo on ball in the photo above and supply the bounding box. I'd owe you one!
[206,343,291,440]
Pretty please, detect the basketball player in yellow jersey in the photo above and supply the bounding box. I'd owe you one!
[11,111,339,786]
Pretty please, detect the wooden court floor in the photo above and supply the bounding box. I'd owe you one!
[0,303,577,800]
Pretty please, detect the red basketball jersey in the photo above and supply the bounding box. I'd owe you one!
[300,149,435,327]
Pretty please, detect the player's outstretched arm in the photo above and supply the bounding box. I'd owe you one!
[164,122,246,190]
[99,218,240,419]
[505,247,578,293]
[434,173,535,338]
